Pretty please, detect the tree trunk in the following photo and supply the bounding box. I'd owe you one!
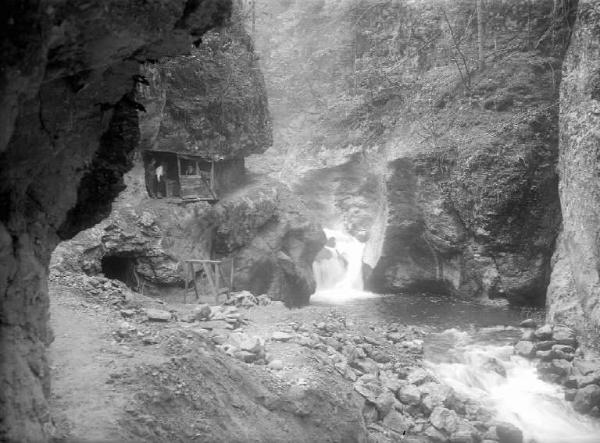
[477,0,484,70]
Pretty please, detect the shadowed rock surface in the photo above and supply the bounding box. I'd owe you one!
[0,1,232,440]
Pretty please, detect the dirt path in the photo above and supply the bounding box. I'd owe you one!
[47,282,371,442]
[49,288,154,442]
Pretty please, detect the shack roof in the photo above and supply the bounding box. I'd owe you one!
[143,149,221,161]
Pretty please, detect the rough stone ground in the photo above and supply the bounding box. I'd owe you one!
[48,282,371,442]
[48,279,518,443]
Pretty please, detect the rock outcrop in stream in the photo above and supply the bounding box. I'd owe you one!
[0,1,232,440]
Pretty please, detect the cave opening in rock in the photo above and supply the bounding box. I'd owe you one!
[101,255,138,290]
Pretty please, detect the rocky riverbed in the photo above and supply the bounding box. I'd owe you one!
[49,271,600,443]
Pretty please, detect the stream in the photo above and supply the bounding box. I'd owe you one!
[311,229,600,443]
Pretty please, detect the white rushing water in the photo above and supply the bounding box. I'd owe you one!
[311,227,377,303]
[311,229,600,441]
[426,329,600,443]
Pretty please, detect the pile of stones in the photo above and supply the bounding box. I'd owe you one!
[514,321,600,416]
[265,315,522,443]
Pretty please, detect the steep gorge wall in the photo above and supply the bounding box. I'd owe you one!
[251,0,575,305]
[0,1,232,440]
[548,0,600,348]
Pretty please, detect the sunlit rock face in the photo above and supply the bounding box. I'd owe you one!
[0,1,232,440]
[548,0,600,349]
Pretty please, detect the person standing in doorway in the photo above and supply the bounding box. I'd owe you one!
[155,162,166,198]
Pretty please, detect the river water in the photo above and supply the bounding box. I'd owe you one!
[311,229,600,443]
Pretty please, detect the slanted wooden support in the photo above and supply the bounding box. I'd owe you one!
[183,258,235,304]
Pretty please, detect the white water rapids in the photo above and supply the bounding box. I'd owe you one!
[311,228,600,442]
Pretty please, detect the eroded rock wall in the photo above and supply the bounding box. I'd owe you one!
[548,0,600,349]
[366,0,574,305]
[0,1,232,440]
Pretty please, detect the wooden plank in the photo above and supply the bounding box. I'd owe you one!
[191,262,200,300]
[229,257,234,299]
[214,262,220,304]
[184,262,188,304]
[202,261,217,300]
[186,259,222,264]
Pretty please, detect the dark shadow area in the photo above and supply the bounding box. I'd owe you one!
[101,255,138,290]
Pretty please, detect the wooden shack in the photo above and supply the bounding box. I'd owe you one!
[142,150,218,202]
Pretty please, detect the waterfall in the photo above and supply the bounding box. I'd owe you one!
[426,329,600,443]
[311,228,377,303]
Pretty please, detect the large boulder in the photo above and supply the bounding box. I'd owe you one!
[227,182,326,306]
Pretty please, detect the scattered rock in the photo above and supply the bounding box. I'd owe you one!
[552,326,577,347]
[386,332,405,343]
[533,340,556,351]
[256,294,272,305]
[383,410,410,434]
[533,324,553,340]
[198,320,233,330]
[120,309,135,318]
[573,359,600,376]
[514,341,535,358]
[354,374,384,403]
[267,359,284,370]
[380,372,404,394]
[482,358,507,377]
[144,308,172,322]
[398,385,421,405]
[521,330,535,341]
[374,391,396,417]
[225,290,258,308]
[400,340,424,353]
[234,350,259,363]
[271,331,294,342]
[352,358,380,375]
[407,368,435,385]
[496,422,523,443]
[565,388,577,401]
[424,426,447,442]
[430,406,459,434]
[363,403,379,424]
[577,370,600,388]
[519,319,537,328]
[573,385,600,414]
[192,304,211,321]
[450,420,478,443]
[420,382,453,413]
[367,348,392,363]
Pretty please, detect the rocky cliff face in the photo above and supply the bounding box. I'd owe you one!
[547,0,600,349]
[251,0,574,306]
[0,1,232,440]
[53,170,325,307]
[52,10,323,308]
[138,20,272,159]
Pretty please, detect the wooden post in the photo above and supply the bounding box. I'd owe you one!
[210,160,215,195]
[190,262,200,301]
[229,258,234,298]
[202,261,217,301]
[176,156,182,198]
[184,262,188,304]
[214,262,220,304]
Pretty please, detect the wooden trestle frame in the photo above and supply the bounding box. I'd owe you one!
[183,258,234,303]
